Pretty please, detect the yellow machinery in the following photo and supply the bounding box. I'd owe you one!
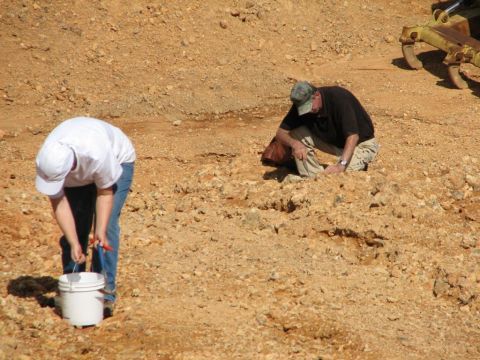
[400,0,480,88]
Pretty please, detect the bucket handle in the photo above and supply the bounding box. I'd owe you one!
[69,262,79,291]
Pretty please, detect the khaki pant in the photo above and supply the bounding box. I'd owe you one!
[290,126,379,177]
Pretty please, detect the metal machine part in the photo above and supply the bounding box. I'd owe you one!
[445,0,469,14]
[400,0,480,89]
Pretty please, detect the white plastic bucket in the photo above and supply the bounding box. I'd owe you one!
[58,272,105,326]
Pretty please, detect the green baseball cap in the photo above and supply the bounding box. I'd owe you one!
[290,81,314,115]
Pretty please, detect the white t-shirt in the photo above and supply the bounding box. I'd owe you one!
[41,117,136,196]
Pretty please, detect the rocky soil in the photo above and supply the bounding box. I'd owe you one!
[1,1,480,359]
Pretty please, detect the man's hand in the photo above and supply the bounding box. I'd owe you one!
[291,141,307,160]
[71,243,86,264]
[324,163,346,174]
[94,231,111,250]
[275,128,307,160]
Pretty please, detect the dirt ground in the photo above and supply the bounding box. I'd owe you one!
[1,0,480,359]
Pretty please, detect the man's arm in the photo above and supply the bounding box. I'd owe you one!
[275,128,307,161]
[276,105,309,160]
[94,187,114,248]
[50,195,86,263]
[324,133,359,174]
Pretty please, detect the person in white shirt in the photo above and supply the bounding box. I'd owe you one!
[35,117,136,317]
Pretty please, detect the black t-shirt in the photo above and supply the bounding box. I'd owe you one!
[280,86,374,148]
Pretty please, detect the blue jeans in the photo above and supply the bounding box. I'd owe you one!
[60,162,134,302]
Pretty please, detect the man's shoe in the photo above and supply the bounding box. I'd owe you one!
[104,300,115,318]
[282,174,305,184]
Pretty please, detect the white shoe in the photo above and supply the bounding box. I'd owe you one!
[282,174,305,184]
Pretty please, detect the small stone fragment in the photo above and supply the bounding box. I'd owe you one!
[384,35,395,43]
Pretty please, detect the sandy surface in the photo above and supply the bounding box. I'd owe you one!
[1,1,480,359]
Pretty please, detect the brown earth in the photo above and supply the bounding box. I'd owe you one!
[1,1,480,359]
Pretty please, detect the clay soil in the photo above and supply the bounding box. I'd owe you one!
[1,1,480,359]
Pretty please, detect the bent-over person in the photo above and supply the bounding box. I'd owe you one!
[276,81,379,177]
[35,117,135,317]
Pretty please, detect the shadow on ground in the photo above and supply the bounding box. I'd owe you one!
[392,49,480,93]
[7,275,58,308]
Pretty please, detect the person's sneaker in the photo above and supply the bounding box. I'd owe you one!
[103,300,115,318]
